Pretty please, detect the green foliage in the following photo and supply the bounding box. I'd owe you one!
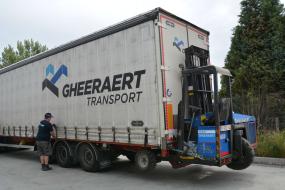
[223,0,285,129]
[256,130,285,158]
[226,0,285,93]
[0,39,48,68]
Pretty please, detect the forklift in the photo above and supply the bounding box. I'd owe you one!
[171,46,256,170]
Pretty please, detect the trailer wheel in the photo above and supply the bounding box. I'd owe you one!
[110,150,121,161]
[78,144,100,172]
[0,147,16,152]
[55,142,72,168]
[0,147,8,153]
[227,138,254,170]
[135,150,156,171]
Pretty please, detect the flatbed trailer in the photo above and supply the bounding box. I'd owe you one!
[0,8,256,171]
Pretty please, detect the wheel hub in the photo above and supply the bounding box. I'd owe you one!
[84,149,94,165]
[58,146,67,162]
[138,155,149,168]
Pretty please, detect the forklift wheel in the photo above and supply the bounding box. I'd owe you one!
[135,150,156,171]
[227,138,254,170]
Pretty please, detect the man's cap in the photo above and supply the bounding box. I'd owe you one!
[44,113,53,119]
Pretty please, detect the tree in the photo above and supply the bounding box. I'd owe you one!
[0,39,48,68]
[224,0,285,129]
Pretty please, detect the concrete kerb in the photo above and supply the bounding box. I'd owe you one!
[254,157,285,167]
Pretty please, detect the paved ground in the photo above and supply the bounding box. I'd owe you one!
[0,149,284,190]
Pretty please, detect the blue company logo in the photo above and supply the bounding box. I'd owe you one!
[166,89,172,97]
[173,37,185,51]
[42,64,68,97]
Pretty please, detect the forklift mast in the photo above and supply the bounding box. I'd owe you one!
[184,46,213,116]
[177,46,214,150]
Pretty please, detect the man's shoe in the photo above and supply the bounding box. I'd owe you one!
[41,165,48,171]
[45,165,52,170]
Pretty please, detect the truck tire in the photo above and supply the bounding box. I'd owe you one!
[55,142,73,168]
[0,147,8,153]
[111,153,120,161]
[135,150,156,171]
[0,147,16,152]
[110,150,121,161]
[125,152,135,162]
[49,155,56,164]
[227,138,254,170]
[78,144,100,172]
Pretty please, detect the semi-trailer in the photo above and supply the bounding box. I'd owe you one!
[0,8,256,172]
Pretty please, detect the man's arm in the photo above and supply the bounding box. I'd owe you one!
[50,124,56,138]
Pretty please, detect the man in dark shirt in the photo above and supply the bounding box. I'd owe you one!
[36,113,56,171]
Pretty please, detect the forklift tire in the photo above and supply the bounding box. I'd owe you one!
[78,144,100,172]
[227,138,254,170]
[135,150,156,171]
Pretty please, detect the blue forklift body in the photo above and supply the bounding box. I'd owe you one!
[233,113,257,145]
[197,126,231,160]
[191,113,256,160]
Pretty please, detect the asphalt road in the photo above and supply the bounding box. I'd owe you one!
[0,149,284,190]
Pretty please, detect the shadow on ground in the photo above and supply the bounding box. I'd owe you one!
[108,159,255,189]
[0,149,255,189]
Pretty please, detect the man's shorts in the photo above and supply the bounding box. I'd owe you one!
[36,141,52,156]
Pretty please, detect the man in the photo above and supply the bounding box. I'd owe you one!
[36,113,56,171]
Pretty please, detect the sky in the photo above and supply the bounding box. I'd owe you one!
[0,0,284,67]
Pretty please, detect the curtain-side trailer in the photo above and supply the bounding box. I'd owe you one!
[0,8,256,172]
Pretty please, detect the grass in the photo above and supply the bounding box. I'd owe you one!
[255,130,285,158]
